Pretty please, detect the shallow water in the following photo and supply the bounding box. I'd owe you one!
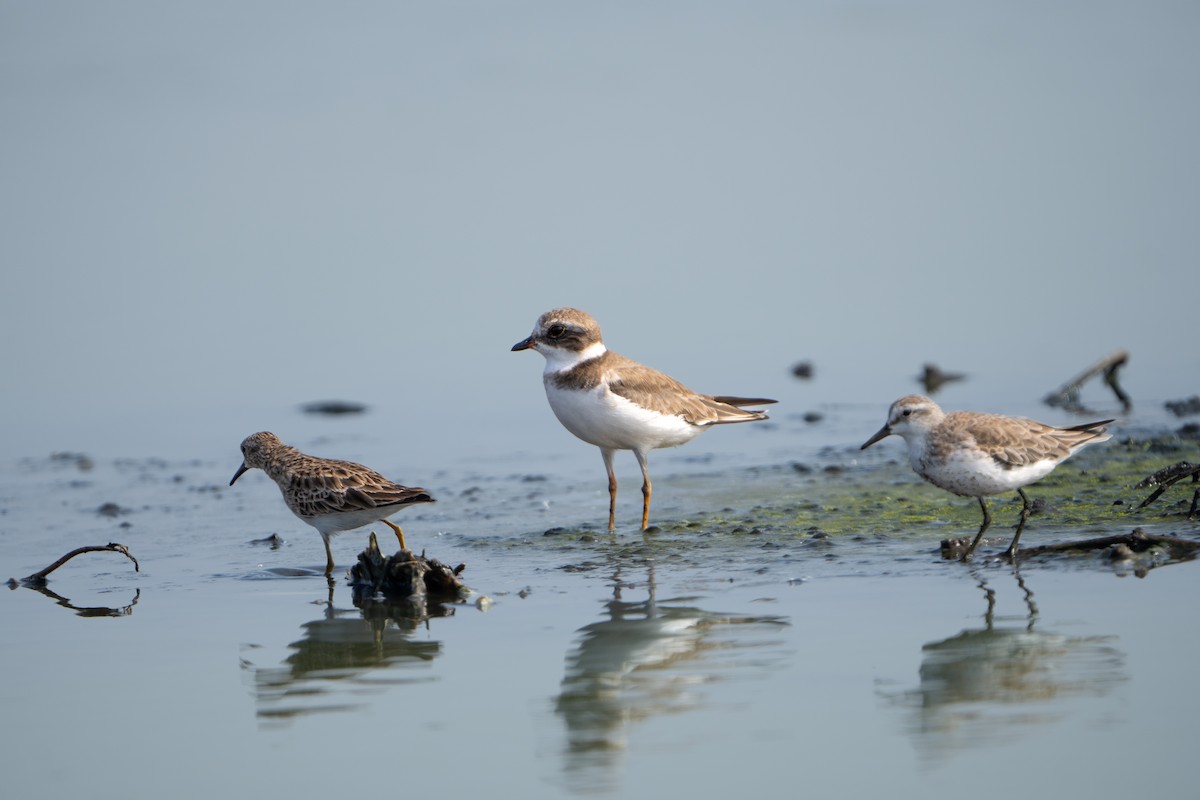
[2,399,1197,800]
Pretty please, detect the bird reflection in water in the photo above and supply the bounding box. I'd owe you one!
[556,565,787,791]
[242,583,451,725]
[890,568,1126,760]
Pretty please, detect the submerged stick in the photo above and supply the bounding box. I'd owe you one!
[1043,349,1131,414]
[8,543,140,588]
[1016,528,1196,561]
[941,527,1199,563]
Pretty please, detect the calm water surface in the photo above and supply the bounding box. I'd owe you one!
[2,398,1196,799]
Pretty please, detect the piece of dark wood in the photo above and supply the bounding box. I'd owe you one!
[8,543,139,588]
[1043,349,1131,414]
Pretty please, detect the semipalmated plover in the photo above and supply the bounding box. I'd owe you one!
[512,308,775,531]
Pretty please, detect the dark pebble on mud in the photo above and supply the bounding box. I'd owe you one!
[97,502,123,517]
[791,462,812,474]
[1030,498,1055,515]
[803,412,823,424]
[791,361,814,379]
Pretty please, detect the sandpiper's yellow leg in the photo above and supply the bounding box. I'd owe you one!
[323,537,335,576]
[383,519,407,551]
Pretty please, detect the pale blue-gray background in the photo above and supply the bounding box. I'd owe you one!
[2,0,1197,466]
[3,6,1200,800]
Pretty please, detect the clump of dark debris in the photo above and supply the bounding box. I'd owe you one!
[348,532,468,606]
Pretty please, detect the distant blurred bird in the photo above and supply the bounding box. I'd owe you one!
[919,363,965,394]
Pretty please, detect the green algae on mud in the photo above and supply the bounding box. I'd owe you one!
[640,434,1200,548]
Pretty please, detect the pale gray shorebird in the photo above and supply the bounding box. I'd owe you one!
[861,395,1112,560]
[512,308,776,531]
[230,432,434,576]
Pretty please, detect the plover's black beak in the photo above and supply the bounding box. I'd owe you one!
[860,425,892,450]
[511,336,534,352]
[230,462,250,486]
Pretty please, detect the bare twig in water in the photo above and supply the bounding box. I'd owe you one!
[1017,527,1199,562]
[1043,349,1131,414]
[1136,461,1200,519]
[943,527,1199,565]
[8,543,140,588]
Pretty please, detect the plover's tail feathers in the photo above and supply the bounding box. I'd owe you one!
[704,396,776,425]
[711,396,777,408]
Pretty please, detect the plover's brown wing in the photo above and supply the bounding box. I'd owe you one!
[602,352,771,426]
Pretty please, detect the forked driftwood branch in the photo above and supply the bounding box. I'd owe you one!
[1136,461,1200,519]
[7,542,140,588]
[1043,349,1131,414]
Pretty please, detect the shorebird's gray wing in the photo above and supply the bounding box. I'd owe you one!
[955,414,1110,467]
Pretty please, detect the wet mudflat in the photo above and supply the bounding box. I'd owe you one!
[2,404,1197,800]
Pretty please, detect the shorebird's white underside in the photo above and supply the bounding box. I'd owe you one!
[916,448,1060,498]
[545,382,700,452]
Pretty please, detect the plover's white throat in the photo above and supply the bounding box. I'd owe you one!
[860,395,1112,560]
[512,307,776,531]
[230,432,434,576]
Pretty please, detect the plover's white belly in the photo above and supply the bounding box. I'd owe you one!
[915,448,1059,498]
[545,383,700,451]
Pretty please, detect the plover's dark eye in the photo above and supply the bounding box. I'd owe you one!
[902,409,912,417]
[547,324,566,339]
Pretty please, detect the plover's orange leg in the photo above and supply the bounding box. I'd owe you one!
[1003,488,1032,559]
[960,497,992,562]
[383,519,407,551]
[635,449,652,531]
[602,449,618,531]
